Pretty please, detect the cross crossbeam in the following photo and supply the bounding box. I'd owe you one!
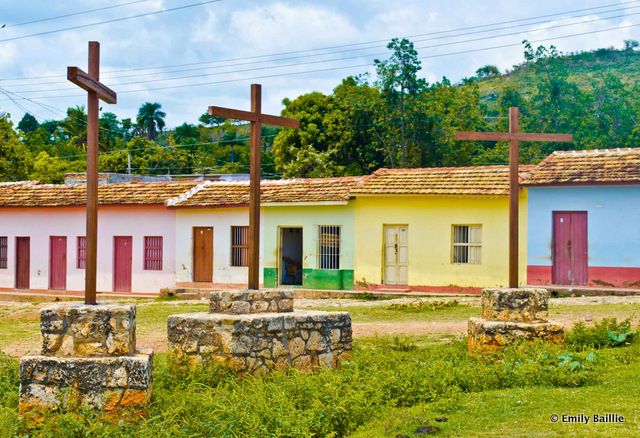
[456,107,573,288]
[67,41,117,305]
[208,84,300,290]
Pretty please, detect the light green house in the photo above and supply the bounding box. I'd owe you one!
[261,177,364,290]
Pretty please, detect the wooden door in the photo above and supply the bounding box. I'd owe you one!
[552,212,588,285]
[113,236,133,292]
[384,225,408,285]
[15,237,30,289]
[49,236,67,290]
[193,227,213,282]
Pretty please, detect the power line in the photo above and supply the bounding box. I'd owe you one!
[0,0,223,44]
[6,5,639,93]
[0,0,636,82]
[2,0,152,29]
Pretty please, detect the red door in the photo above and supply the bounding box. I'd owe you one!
[552,212,588,285]
[15,237,30,289]
[49,236,67,290]
[114,236,133,292]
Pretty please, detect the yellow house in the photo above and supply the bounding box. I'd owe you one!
[351,166,529,291]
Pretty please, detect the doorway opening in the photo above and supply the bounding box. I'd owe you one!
[280,227,303,286]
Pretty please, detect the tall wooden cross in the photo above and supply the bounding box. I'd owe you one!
[67,41,117,304]
[209,84,300,290]
[456,107,572,288]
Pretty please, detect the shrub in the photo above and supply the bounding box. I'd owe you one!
[565,317,635,350]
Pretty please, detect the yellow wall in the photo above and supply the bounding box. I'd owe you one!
[353,193,528,288]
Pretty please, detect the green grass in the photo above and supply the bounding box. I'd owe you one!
[2,326,638,437]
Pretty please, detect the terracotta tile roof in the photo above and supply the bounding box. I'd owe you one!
[0,181,198,207]
[168,176,367,207]
[522,148,640,186]
[351,165,535,196]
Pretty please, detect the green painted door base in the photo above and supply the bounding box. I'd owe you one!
[263,268,354,290]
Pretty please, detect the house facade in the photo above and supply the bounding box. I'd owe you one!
[524,149,640,288]
[351,167,528,291]
[0,181,196,293]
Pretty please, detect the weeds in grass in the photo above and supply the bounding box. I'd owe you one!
[386,300,459,312]
[566,317,635,350]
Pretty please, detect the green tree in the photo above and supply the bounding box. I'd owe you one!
[30,151,85,183]
[198,112,225,127]
[374,38,427,166]
[475,65,501,79]
[60,106,88,149]
[136,102,166,140]
[0,117,32,181]
[17,113,39,133]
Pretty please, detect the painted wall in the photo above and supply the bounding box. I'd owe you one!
[353,194,528,289]
[262,203,355,290]
[174,207,263,285]
[0,206,176,293]
[527,185,640,288]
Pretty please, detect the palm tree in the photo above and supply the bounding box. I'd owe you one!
[136,102,166,140]
[60,105,87,149]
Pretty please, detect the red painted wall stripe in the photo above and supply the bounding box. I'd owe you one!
[528,265,640,288]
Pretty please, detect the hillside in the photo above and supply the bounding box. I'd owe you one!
[477,47,640,102]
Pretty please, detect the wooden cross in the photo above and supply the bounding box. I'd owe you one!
[67,41,117,304]
[209,84,300,290]
[456,107,572,288]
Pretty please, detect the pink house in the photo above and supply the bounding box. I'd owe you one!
[0,181,197,294]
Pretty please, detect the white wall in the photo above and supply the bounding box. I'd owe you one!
[174,207,263,285]
[0,206,176,293]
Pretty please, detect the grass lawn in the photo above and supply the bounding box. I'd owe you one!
[0,297,638,436]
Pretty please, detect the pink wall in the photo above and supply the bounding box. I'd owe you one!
[0,206,176,293]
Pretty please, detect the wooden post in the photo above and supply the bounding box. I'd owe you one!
[208,85,300,290]
[67,41,117,304]
[508,107,519,289]
[455,107,572,288]
[249,84,262,290]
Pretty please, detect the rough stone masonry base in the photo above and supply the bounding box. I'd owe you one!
[468,287,564,353]
[168,311,352,374]
[19,303,152,417]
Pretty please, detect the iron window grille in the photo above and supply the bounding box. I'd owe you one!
[231,226,249,267]
[144,236,163,271]
[318,225,341,270]
[77,236,86,269]
[452,225,482,264]
[0,237,7,269]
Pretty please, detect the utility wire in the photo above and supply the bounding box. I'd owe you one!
[0,0,635,82]
[0,0,223,44]
[2,0,152,29]
[6,5,639,93]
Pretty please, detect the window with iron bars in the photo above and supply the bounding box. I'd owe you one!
[76,236,86,269]
[452,225,482,264]
[144,236,163,271]
[231,226,249,267]
[0,237,7,269]
[318,225,340,270]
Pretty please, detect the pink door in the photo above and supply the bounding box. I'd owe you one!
[552,212,588,285]
[114,236,132,292]
[49,236,67,290]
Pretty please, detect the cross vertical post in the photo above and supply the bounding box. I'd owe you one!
[249,84,262,290]
[67,41,117,304]
[455,107,572,288]
[208,84,300,290]
[508,107,519,289]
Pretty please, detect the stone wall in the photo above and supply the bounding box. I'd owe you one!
[40,303,136,356]
[209,289,293,314]
[20,303,152,417]
[168,289,353,375]
[468,288,564,353]
[168,311,351,374]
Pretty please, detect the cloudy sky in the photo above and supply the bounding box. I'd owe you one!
[0,0,638,127]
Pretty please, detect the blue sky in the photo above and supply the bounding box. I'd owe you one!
[0,0,638,127]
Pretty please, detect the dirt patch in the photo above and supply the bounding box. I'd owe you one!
[353,321,468,337]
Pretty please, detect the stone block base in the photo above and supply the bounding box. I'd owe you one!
[468,317,564,353]
[19,350,152,415]
[167,311,352,375]
[209,289,294,314]
[481,288,549,322]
